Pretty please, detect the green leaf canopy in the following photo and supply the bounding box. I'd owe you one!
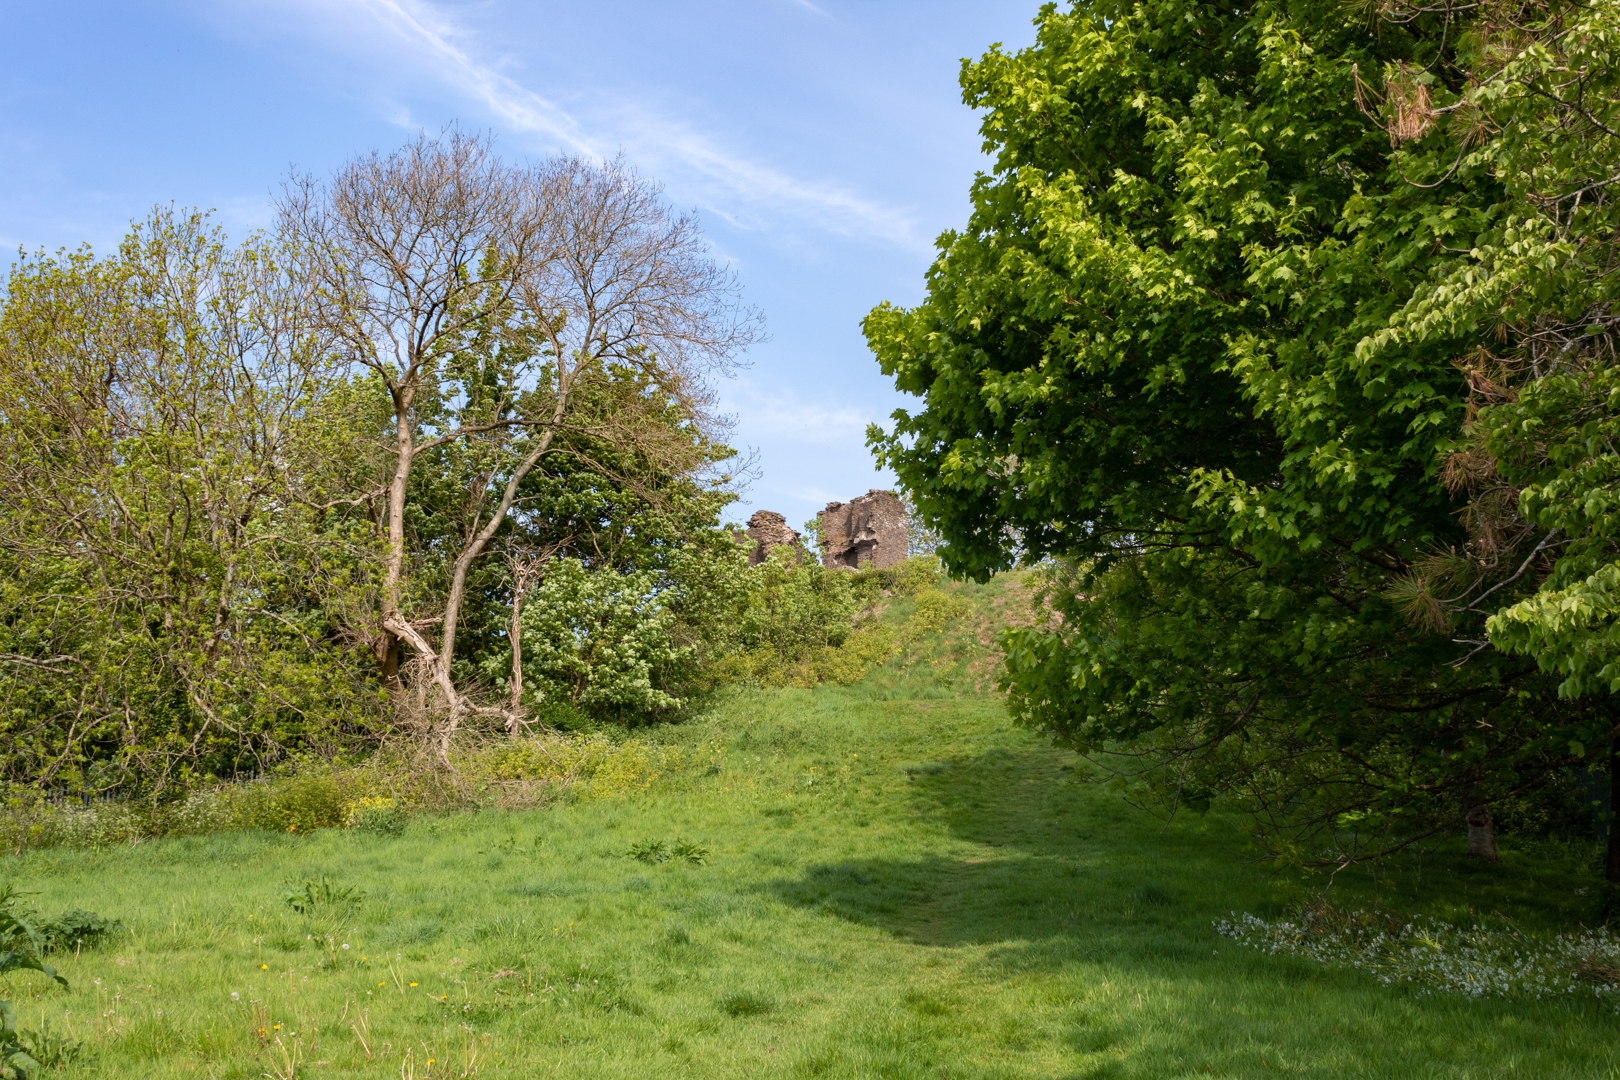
[865,0,1611,862]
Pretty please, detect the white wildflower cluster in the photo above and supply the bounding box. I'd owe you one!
[9,803,145,848]
[1215,908,1620,1002]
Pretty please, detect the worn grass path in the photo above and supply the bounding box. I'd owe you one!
[4,681,1616,1078]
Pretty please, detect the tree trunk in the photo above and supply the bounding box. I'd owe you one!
[439,409,566,661]
[379,387,416,695]
[1607,734,1620,883]
[507,591,524,724]
[434,396,568,728]
[380,638,401,688]
[1466,803,1498,861]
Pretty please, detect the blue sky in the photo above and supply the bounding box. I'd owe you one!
[1,0,1038,531]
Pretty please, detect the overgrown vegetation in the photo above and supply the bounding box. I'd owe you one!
[0,197,991,872]
[10,1,1620,1070]
[0,130,762,801]
[0,126,970,822]
[0,557,971,855]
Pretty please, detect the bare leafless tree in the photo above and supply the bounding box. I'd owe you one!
[278,128,761,747]
[278,128,558,709]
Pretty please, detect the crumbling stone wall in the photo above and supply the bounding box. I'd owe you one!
[818,489,908,570]
[743,510,800,566]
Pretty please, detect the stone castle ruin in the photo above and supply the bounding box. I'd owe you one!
[818,489,908,570]
[730,492,909,571]
[741,510,801,566]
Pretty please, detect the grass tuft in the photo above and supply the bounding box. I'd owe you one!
[719,991,774,1017]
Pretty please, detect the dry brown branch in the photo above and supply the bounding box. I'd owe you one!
[502,539,568,726]
[1388,62,1438,144]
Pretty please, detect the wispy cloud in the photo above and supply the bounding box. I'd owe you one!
[307,0,918,246]
[616,111,915,244]
[726,382,880,446]
[215,193,277,232]
[354,0,603,155]
[783,0,832,18]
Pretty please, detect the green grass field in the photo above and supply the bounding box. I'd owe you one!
[5,663,1618,1077]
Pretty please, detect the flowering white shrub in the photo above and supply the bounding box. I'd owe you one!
[1216,907,1620,1001]
[507,558,686,714]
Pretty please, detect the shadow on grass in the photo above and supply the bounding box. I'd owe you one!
[770,735,1604,963]
[883,734,1605,931]
[765,740,1243,973]
[765,851,1201,957]
[760,739,1620,1079]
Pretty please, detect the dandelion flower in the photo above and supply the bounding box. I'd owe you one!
[342,943,350,950]
[410,982,418,987]
[260,964,269,970]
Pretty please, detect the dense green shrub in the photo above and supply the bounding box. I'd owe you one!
[168,770,354,835]
[528,700,615,736]
[689,556,967,689]
[479,545,955,719]
[695,552,954,689]
[1492,772,1606,843]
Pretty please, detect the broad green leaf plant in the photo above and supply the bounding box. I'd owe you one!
[0,889,67,1080]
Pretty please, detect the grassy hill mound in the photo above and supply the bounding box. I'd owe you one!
[2,574,1615,1077]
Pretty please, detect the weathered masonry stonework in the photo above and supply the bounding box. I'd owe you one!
[743,510,801,566]
[818,489,908,570]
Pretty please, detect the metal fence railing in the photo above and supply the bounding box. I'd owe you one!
[41,787,124,810]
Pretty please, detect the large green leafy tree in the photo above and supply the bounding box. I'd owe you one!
[866,0,1609,868]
